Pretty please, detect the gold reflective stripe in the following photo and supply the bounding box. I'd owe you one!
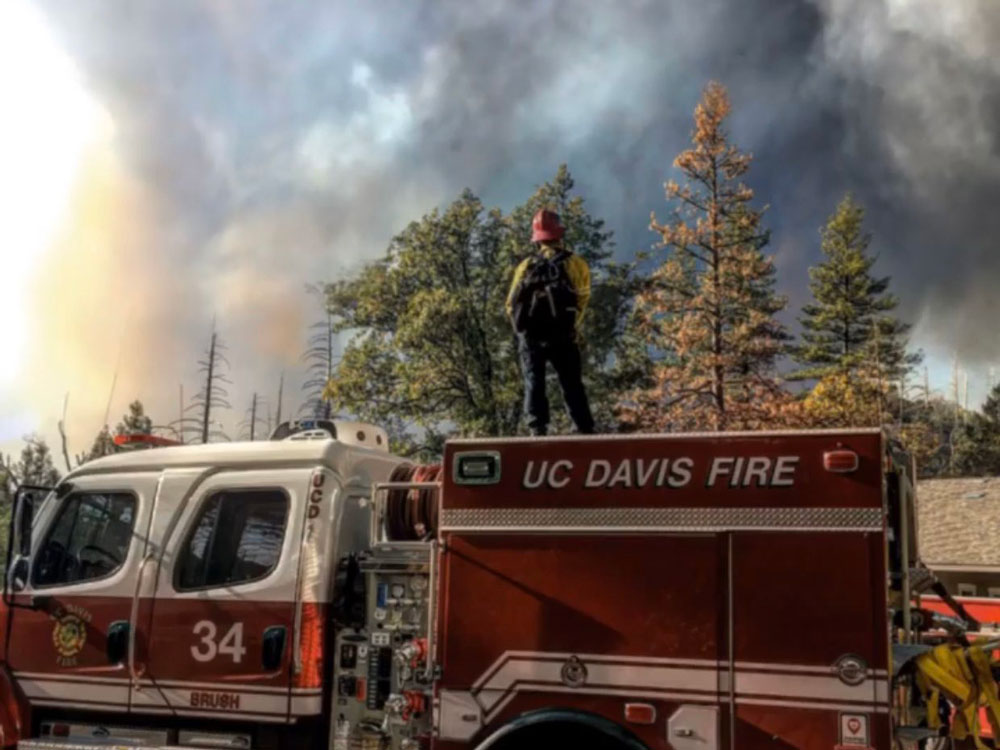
[564,255,590,325]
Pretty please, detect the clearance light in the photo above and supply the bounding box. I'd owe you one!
[294,602,324,690]
[824,449,859,473]
[453,452,501,485]
[624,703,657,725]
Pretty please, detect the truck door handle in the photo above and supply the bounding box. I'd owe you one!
[107,620,130,664]
[262,626,287,671]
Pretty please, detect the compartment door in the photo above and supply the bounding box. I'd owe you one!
[6,474,159,714]
[730,532,887,750]
[132,470,308,723]
[437,532,729,748]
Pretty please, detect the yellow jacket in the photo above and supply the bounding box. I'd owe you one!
[505,244,591,330]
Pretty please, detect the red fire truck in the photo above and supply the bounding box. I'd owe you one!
[0,423,982,749]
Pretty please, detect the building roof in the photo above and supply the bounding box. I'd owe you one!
[917,477,1000,569]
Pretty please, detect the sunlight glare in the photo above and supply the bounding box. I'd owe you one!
[0,0,111,387]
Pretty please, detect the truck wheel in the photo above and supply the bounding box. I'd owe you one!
[484,720,643,750]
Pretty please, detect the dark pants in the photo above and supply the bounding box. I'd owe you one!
[518,335,594,435]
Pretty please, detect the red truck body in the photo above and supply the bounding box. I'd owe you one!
[435,429,897,750]
[0,427,925,750]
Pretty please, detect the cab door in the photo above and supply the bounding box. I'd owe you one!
[132,470,307,722]
[5,474,159,714]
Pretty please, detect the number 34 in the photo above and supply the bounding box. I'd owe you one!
[191,620,247,664]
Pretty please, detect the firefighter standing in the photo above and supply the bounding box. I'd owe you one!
[506,209,595,436]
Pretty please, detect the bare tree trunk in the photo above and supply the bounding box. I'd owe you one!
[58,393,72,472]
[275,372,284,427]
[710,157,725,431]
[202,332,217,444]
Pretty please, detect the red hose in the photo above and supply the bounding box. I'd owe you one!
[384,463,442,541]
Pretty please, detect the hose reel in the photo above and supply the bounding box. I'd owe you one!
[384,464,442,541]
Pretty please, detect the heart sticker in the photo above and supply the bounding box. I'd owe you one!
[847,719,861,734]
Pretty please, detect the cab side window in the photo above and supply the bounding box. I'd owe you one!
[177,489,288,590]
[33,493,136,587]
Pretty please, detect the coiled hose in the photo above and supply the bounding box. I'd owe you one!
[385,464,442,541]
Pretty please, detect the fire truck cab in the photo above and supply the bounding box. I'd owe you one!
[0,426,969,750]
[2,421,407,747]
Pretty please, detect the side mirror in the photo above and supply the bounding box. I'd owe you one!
[12,488,36,558]
[8,558,28,592]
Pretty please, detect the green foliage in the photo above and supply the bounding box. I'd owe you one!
[0,438,60,574]
[78,400,155,465]
[792,193,920,381]
[78,426,116,464]
[949,384,1000,476]
[14,436,61,488]
[322,166,637,449]
[117,400,153,435]
[0,454,13,565]
[888,392,981,477]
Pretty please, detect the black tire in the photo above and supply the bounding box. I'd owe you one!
[486,720,639,750]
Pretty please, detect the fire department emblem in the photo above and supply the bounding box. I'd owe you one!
[52,613,87,661]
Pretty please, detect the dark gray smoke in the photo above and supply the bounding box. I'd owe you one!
[17,0,1000,448]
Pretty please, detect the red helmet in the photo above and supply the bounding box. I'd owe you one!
[531,208,565,243]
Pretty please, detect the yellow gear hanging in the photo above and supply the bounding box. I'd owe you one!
[914,642,1000,748]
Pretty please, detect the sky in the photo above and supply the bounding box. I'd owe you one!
[1,0,999,465]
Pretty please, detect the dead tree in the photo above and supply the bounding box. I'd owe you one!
[239,392,268,441]
[183,326,232,443]
[275,372,284,426]
[300,287,338,419]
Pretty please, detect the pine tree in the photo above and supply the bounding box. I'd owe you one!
[77,427,116,464]
[792,193,919,381]
[77,400,157,464]
[0,454,14,506]
[14,436,61,487]
[0,456,13,570]
[622,82,789,432]
[950,383,1000,476]
[115,400,153,436]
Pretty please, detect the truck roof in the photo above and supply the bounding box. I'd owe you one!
[65,438,395,479]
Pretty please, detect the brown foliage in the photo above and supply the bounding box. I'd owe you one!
[621,82,789,432]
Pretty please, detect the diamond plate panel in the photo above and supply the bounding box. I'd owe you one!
[439,506,883,531]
